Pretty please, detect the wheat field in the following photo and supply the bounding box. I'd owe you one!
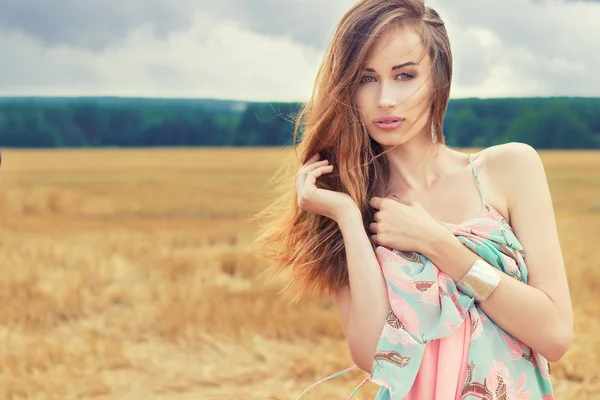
[0,147,598,399]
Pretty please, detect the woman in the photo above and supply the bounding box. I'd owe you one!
[250,0,572,398]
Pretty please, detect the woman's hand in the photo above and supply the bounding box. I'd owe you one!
[368,196,452,254]
[296,153,358,222]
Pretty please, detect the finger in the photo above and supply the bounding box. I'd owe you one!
[298,159,329,180]
[304,165,334,189]
[303,159,330,174]
[302,152,320,167]
[392,197,411,207]
[373,211,382,222]
[296,160,330,192]
[369,222,378,233]
[369,196,383,209]
[370,234,379,245]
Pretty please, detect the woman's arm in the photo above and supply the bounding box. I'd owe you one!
[330,207,390,372]
[424,142,573,362]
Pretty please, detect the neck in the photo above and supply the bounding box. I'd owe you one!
[383,134,454,196]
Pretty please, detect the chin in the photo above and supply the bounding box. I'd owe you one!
[370,131,407,146]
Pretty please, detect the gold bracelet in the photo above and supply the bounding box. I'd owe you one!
[456,259,501,303]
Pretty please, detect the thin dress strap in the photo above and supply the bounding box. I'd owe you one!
[468,154,486,211]
[295,364,371,400]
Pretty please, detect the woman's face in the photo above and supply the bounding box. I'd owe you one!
[355,26,434,147]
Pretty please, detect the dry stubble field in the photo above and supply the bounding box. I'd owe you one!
[0,147,598,399]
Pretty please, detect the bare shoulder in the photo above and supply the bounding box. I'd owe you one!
[481,141,543,168]
[478,142,546,206]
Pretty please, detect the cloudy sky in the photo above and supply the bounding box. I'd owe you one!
[0,0,598,101]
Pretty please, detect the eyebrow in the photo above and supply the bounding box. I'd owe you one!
[362,61,417,72]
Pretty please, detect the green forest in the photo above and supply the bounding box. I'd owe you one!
[0,96,598,149]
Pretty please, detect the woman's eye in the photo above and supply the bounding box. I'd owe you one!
[359,73,413,84]
[359,76,375,84]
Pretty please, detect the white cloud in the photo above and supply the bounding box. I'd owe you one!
[433,0,600,98]
[0,11,322,102]
[0,0,598,101]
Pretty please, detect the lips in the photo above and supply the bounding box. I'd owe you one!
[373,116,405,131]
[373,116,405,124]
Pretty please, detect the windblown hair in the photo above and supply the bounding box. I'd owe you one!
[247,0,453,303]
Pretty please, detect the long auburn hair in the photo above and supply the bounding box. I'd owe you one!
[247,0,453,303]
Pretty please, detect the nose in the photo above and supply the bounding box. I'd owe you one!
[378,84,397,110]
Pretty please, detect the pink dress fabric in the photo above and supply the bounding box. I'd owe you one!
[405,313,472,399]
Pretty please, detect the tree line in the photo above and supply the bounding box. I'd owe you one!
[0,97,598,149]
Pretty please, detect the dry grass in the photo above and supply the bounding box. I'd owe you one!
[0,147,598,399]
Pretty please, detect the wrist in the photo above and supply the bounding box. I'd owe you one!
[425,228,481,282]
[334,204,362,229]
[457,259,502,303]
[422,226,458,259]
